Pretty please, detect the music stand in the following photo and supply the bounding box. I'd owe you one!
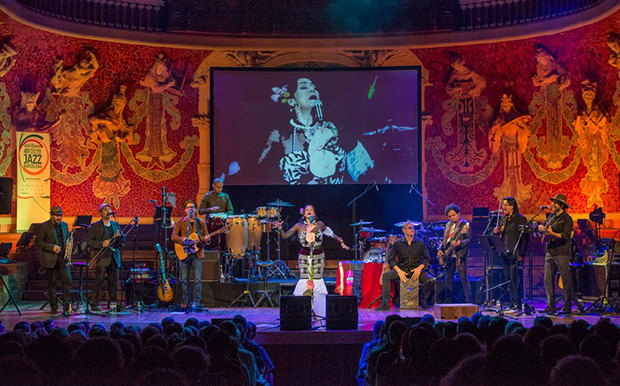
[73,215,92,228]
[479,235,509,309]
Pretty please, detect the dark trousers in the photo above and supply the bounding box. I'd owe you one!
[544,253,573,311]
[93,262,118,303]
[381,268,432,306]
[180,253,202,304]
[502,255,521,306]
[444,258,472,303]
[46,263,71,310]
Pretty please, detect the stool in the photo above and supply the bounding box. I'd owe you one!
[254,261,278,308]
[400,277,419,309]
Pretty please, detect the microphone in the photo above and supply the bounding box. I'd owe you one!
[133,216,139,223]
[374,181,379,191]
[538,206,550,209]
[309,215,313,223]
[490,209,502,214]
[315,101,324,124]
[109,211,117,215]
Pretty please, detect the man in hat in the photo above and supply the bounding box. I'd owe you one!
[35,206,71,316]
[87,203,123,312]
[538,193,574,315]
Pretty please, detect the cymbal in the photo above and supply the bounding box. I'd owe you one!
[359,227,386,233]
[350,220,373,226]
[266,200,294,207]
[394,221,422,227]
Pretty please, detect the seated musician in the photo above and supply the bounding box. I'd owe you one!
[375,221,433,311]
[171,200,210,311]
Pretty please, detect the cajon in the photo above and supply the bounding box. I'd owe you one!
[433,303,479,319]
[399,277,419,309]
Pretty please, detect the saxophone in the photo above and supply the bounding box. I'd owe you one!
[64,231,74,266]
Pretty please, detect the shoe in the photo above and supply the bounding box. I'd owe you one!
[62,309,70,317]
[190,302,197,312]
[91,304,102,312]
[375,302,390,311]
[505,304,519,313]
[557,309,572,316]
[50,306,58,315]
[542,306,556,314]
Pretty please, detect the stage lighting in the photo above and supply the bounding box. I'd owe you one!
[589,207,606,225]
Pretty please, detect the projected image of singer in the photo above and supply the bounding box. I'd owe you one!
[260,78,372,184]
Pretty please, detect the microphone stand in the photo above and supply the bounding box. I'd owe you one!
[111,212,130,314]
[520,208,545,315]
[132,217,142,312]
[347,182,377,260]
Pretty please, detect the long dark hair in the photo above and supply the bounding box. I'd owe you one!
[299,204,318,224]
[503,196,519,214]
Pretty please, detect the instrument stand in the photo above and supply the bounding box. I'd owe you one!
[270,221,297,279]
[481,280,517,319]
[228,259,256,307]
[0,272,21,316]
[128,217,144,312]
[478,234,506,307]
[347,183,378,261]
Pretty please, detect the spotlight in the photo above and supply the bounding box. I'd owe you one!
[589,207,606,225]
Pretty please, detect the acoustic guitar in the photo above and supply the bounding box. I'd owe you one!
[175,225,230,260]
[155,243,174,303]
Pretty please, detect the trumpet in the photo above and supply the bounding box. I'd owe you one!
[64,231,74,266]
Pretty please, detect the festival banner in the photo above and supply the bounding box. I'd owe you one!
[16,132,51,232]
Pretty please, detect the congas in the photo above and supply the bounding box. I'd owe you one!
[370,237,388,250]
[256,206,280,218]
[246,215,263,252]
[363,248,385,263]
[225,215,248,258]
[207,213,228,247]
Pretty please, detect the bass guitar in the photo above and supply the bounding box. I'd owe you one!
[155,243,174,303]
[175,225,230,260]
[439,223,467,267]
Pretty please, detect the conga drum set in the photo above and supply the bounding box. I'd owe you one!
[207,200,297,283]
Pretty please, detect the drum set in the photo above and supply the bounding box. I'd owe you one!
[352,220,447,265]
[206,200,297,282]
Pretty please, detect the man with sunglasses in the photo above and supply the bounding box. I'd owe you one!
[375,221,432,311]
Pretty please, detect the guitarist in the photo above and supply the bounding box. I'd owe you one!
[438,203,472,303]
[493,197,529,311]
[171,200,210,311]
[88,203,124,312]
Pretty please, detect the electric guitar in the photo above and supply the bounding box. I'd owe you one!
[155,243,174,303]
[439,223,468,267]
[175,225,230,260]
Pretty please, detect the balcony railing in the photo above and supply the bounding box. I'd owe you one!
[14,0,166,31]
[9,0,610,35]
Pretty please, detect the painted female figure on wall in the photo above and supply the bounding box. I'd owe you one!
[488,94,533,202]
[574,80,609,208]
[133,53,180,168]
[442,53,491,172]
[529,44,574,169]
[89,85,138,207]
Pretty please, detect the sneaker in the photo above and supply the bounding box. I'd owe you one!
[374,302,391,311]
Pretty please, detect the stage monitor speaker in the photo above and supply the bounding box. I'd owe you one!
[326,295,358,330]
[0,177,12,215]
[202,251,221,282]
[280,295,312,331]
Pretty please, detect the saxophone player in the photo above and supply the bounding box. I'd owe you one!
[35,206,72,316]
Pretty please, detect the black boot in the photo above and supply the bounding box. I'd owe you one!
[374,302,390,311]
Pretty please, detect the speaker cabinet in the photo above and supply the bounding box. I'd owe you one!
[280,295,312,331]
[0,177,12,215]
[326,295,358,330]
[202,251,221,282]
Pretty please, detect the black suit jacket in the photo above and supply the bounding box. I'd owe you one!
[34,220,69,269]
[87,220,122,267]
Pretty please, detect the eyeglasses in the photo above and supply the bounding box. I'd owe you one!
[405,226,414,229]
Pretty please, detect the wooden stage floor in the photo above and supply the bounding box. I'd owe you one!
[3,299,620,338]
